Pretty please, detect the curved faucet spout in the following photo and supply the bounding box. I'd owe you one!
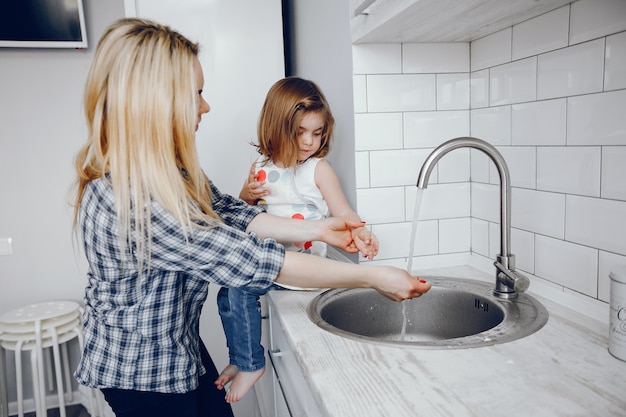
[416,137,525,299]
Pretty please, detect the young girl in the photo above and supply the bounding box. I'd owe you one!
[215,77,381,402]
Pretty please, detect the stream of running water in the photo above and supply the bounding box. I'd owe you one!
[401,188,424,341]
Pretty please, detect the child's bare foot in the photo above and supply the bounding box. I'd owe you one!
[215,365,239,390]
[225,368,265,403]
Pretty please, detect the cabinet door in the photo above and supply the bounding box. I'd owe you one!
[255,296,276,417]
[273,372,291,417]
[268,299,324,417]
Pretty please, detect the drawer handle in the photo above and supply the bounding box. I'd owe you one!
[269,348,285,357]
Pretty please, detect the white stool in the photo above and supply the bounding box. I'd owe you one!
[0,344,8,417]
[0,301,99,417]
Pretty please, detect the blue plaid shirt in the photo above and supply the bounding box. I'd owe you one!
[74,177,284,393]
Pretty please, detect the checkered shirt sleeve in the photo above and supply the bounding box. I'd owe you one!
[74,177,284,393]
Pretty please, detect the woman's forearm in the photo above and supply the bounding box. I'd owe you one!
[246,213,359,251]
[247,213,322,241]
[275,251,431,301]
[276,252,369,288]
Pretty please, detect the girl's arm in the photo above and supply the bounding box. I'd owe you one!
[315,159,378,259]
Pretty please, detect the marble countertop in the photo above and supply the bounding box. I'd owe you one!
[266,266,626,417]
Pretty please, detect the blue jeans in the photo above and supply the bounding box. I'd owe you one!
[217,286,272,372]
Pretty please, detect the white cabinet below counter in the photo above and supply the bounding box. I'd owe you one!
[262,266,626,417]
[255,295,324,417]
[270,299,325,417]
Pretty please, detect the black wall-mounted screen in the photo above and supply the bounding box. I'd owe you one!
[0,0,88,48]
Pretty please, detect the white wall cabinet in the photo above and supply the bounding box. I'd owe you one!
[349,0,572,43]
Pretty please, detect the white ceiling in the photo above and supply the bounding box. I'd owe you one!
[350,0,574,43]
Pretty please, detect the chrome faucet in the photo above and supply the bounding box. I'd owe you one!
[416,137,530,299]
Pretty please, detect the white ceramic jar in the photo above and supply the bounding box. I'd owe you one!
[609,265,626,361]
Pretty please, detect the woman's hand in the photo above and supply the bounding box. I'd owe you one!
[370,266,432,301]
[316,217,362,253]
[350,226,379,260]
[239,164,269,205]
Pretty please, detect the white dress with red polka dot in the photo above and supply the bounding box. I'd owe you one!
[254,157,329,258]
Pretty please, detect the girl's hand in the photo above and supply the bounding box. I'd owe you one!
[239,164,269,205]
[351,225,378,260]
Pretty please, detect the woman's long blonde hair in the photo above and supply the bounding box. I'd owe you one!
[256,77,334,168]
[73,18,220,267]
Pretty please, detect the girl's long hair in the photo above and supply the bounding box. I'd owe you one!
[256,77,334,168]
[73,18,220,269]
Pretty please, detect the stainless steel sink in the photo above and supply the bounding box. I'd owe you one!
[307,276,549,349]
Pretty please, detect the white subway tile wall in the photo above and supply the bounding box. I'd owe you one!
[567,89,626,145]
[352,43,402,74]
[511,6,569,60]
[439,218,471,253]
[436,148,471,183]
[357,187,405,224]
[512,99,567,146]
[470,69,489,108]
[513,188,566,238]
[535,235,599,296]
[599,251,626,301]
[354,113,403,151]
[403,111,470,148]
[369,149,432,187]
[366,74,436,112]
[352,75,367,113]
[488,222,501,265]
[536,147,601,197]
[471,218,489,257]
[569,0,626,45]
[605,31,626,91]
[537,39,605,100]
[355,151,370,188]
[470,28,511,71]
[601,146,626,200]
[497,147,536,189]
[402,43,470,73]
[352,0,626,311]
[471,183,500,223]
[410,183,471,220]
[470,106,512,145]
[469,150,490,183]
[490,57,537,105]
[436,73,470,110]
[511,228,535,273]
[565,195,626,255]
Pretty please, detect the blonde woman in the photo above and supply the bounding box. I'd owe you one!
[73,18,431,417]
